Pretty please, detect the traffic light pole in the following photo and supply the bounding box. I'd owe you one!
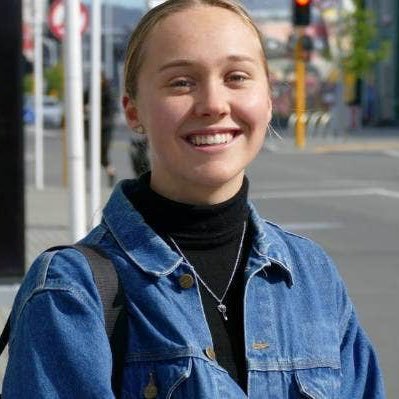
[295,30,306,149]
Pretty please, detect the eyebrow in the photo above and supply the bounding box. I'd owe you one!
[158,55,258,73]
[226,55,258,63]
[158,59,193,72]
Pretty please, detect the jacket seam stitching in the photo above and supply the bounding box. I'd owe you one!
[11,286,89,345]
[13,249,58,325]
[339,301,354,341]
[248,359,340,371]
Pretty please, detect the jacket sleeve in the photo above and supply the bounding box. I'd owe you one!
[2,250,116,398]
[338,288,386,397]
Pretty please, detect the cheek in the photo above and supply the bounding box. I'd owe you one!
[236,91,272,128]
[145,98,189,134]
[144,101,189,158]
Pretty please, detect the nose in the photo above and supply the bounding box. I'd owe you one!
[194,80,229,119]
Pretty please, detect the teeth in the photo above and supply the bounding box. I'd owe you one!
[189,133,234,146]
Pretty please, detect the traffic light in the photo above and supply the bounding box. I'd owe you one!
[292,0,311,26]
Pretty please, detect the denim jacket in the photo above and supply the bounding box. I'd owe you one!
[3,179,385,398]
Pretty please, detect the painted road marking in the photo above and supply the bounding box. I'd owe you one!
[250,187,399,200]
[282,222,343,231]
[383,150,399,158]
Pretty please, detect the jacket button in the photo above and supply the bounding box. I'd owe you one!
[178,273,194,289]
[205,346,216,361]
[252,341,270,350]
[143,373,158,399]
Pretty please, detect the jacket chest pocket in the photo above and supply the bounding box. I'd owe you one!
[294,367,341,399]
[121,357,192,399]
[248,366,341,399]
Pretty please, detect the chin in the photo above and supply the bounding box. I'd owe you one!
[189,166,245,190]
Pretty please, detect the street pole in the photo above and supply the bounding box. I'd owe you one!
[64,0,87,241]
[34,0,44,189]
[295,30,306,149]
[105,2,113,80]
[89,0,102,227]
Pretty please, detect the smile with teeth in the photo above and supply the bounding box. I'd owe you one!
[188,132,235,146]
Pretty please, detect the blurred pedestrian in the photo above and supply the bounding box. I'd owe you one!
[2,0,385,397]
[129,128,150,177]
[100,74,117,186]
[84,73,117,187]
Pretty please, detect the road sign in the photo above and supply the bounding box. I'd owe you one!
[48,0,89,40]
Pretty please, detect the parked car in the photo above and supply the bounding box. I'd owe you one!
[23,95,64,128]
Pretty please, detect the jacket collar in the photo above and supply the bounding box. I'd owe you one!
[247,202,294,286]
[103,180,183,277]
[103,179,294,285]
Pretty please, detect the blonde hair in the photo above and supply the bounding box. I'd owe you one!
[123,0,269,99]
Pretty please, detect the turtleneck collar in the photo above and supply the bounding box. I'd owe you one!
[127,172,249,246]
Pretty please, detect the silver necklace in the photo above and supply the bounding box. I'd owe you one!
[169,221,247,321]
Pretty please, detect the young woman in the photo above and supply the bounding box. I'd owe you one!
[3,0,385,397]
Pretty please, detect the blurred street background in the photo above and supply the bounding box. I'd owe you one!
[1,0,399,397]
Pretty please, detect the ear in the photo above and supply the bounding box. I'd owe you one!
[122,95,141,129]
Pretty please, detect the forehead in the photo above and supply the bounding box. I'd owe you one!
[143,6,263,63]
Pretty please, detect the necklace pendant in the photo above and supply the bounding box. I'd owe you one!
[217,303,228,321]
[169,222,246,325]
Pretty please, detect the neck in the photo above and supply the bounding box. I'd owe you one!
[129,172,249,239]
[150,172,245,205]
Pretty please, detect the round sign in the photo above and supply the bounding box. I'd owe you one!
[48,0,89,41]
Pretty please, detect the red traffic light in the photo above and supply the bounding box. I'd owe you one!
[292,0,311,26]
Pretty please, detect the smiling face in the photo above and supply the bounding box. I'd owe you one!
[124,5,272,204]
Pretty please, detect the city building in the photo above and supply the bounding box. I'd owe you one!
[366,0,399,125]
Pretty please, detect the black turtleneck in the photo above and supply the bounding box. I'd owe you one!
[128,173,251,391]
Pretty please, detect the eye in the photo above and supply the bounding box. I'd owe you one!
[226,72,250,85]
[169,78,195,88]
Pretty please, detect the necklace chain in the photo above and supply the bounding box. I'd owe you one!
[169,221,247,321]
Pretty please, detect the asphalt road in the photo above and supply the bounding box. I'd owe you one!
[25,125,399,397]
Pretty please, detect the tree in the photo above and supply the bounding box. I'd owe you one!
[340,0,390,79]
[23,73,34,94]
[44,62,64,98]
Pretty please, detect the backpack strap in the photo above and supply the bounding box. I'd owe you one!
[0,317,10,357]
[0,244,127,398]
[71,244,128,398]
[72,244,124,338]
